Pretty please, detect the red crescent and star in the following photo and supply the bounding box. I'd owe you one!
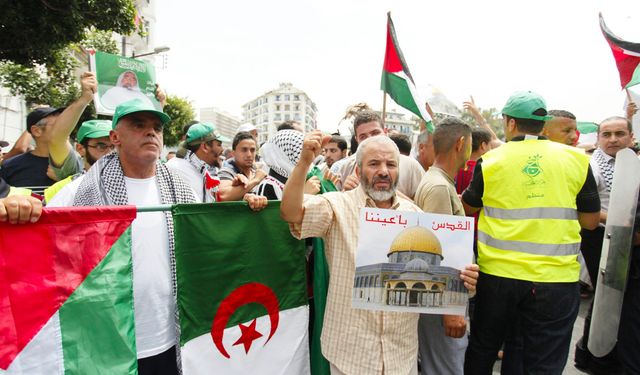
[210,282,280,359]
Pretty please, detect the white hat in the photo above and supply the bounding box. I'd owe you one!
[237,123,257,133]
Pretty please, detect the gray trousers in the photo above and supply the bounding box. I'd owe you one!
[418,314,467,375]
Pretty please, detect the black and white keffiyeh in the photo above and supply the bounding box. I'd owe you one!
[592,148,615,192]
[185,150,219,202]
[260,130,304,178]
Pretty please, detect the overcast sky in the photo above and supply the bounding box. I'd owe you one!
[154,0,640,132]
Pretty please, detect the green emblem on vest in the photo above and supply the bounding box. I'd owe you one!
[522,154,543,178]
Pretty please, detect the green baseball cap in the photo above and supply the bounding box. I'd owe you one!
[501,91,552,121]
[111,98,171,129]
[186,122,231,144]
[76,120,112,143]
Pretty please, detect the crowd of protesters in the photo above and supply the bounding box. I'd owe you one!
[1,70,640,375]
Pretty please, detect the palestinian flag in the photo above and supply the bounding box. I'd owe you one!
[0,206,137,374]
[599,13,640,89]
[381,13,433,131]
[173,202,309,374]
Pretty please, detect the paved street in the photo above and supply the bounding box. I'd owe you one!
[492,294,592,374]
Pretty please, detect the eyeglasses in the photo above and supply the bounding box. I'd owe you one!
[86,142,115,151]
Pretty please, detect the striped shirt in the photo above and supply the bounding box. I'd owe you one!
[290,186,422,375]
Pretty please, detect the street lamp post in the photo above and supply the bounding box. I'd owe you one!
[131,46,170,58]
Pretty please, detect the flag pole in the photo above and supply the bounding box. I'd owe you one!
[134,201,255,213]
[137,205,173,213]
[381,92,387,127]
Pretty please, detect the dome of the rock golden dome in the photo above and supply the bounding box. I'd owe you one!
[388,226,442,256]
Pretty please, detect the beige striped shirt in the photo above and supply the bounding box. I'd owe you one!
[290,186,422,375]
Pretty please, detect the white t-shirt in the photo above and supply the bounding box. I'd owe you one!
[166,157,206,202]
[47,175,175,359]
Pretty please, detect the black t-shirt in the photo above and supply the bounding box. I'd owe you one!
[461,138,601,213]
[0,152,55,188]
[0,178,9,198]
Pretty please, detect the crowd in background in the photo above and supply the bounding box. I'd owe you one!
[1,71,640,375]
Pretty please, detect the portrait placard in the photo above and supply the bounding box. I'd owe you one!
[89,50,161,115]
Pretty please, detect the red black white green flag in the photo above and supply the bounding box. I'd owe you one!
[381,13,433,131]
[0,206,137,374]
[600,12,640,89]
[172,202,309,374]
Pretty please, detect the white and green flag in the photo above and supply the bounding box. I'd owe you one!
[173,203,310,375]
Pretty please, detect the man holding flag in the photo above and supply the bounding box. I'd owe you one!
[46,98,195,374]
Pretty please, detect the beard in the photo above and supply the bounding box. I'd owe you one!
[361,174,398,202]
[84,148,100,166]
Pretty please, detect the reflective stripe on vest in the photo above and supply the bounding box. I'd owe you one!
[478,231,580,256]
[483,206,578,220]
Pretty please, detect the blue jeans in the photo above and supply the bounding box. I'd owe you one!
[464,272,580,375]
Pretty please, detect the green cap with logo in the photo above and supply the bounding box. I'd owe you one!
[501,91,552,121]
[186,122,231,144]
[76,120,112,143]
[111,98,171,129]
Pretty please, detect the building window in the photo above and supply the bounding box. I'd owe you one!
[285,104,290,111]
[294,105,300,111]
[285,114,290,121]
[284,94,290,101]
[275,105,280,111]
[294,94,300,101]
[276,95,281,101]
[275,114,282,121]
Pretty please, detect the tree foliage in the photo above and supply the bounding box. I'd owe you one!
[0,30,120,109]
[162,95,196,147]
[0,0,136,66]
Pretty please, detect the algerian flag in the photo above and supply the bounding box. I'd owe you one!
[0,206,137,374]
[380,12,433,131]
[173,202,309,375]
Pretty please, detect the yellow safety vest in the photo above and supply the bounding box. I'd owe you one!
[478,138,590,282]
[44,175,74,204]
[8,186,32,196]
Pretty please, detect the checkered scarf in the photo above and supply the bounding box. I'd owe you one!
[261,130,303,178]
[73,151,195,370]
[185,150,219,202]
[592,148,615,192]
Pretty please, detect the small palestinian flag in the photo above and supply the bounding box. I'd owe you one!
[599,13,640,89]
[380,12,433,131]
[173,202,309,374]
[0,206,137,374]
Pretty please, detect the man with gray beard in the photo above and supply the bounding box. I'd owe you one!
[281,132,479,375]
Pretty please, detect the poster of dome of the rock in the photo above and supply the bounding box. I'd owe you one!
[353,208,474,315]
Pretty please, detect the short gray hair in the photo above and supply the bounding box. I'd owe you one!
[417,129,431,145]
[599,116,633,133]
[356,135,400,169]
